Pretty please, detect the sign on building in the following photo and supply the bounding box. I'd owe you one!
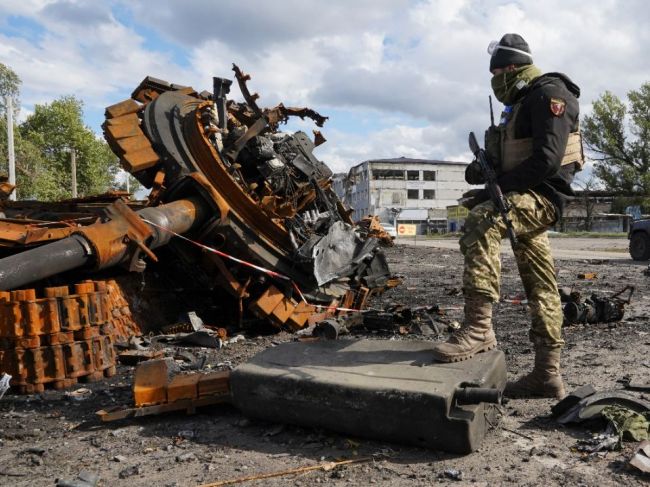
[397,224,417,236]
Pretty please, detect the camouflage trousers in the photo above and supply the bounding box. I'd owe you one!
[460,190,564,348]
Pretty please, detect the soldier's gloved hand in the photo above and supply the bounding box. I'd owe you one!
[459,188,487,210]
[465,160,485,185]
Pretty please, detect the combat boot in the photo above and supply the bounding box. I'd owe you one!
[504,346,565,399]
[431,296,497,362]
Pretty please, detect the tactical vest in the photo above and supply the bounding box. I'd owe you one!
[485,102,584,173]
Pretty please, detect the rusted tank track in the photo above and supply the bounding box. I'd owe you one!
[0,280,139,393]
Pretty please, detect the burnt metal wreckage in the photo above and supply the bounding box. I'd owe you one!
[0,65,396,319]
[560,285,635,325]
[0,65,398,394]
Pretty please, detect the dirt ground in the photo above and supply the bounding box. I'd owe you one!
[1,239,649,486]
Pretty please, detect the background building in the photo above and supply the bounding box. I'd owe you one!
[336,157,471,235]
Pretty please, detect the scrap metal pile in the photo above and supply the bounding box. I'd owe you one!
[0,65,396,392]
[99,64,395,321]
[0,280,139,393]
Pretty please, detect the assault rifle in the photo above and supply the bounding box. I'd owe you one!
[468,131,518,249]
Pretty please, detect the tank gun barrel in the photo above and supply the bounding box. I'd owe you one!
[0,197,207,291]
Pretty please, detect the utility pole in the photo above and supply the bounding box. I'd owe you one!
[5,96,16,201]
[70,149,77,198]
[125,172,130,194]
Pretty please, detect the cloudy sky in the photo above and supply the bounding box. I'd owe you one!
[0,0,648,180]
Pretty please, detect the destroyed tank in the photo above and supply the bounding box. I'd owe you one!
[0,66,396,330]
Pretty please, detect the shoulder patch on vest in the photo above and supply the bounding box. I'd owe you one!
[550,97,566,117]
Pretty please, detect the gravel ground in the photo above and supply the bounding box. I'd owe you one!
[1,240,649,486]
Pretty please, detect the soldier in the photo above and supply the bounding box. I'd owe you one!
[431,34,583,399]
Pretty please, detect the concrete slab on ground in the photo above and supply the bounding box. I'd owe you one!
[230,339,506,453]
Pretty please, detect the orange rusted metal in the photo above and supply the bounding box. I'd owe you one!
[133,358,173,407]
[167,373,201,403]
[357,215,395,247]
[0,279,140,394]
[198,371,230,397]
[133,358,230,408]
[74,199,154,269]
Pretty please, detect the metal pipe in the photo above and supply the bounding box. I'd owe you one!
[0,197,209,291]
[454,387,502,405]
[138,197,208,249]
[0,235,92,290]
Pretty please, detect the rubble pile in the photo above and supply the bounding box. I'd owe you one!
[0,280,139,393]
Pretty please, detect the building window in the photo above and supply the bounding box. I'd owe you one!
[407,189,419,199]
[423,189,436,199]
[407,170,420,181]
[392,192,401,204]
[423,170,436,181]
[372,169,405,180]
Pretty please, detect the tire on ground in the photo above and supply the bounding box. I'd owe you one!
[629,232,650,260]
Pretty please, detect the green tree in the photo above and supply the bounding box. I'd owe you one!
[0,63,53,199]
[0,127,54,200]
[20,96,119,199]
[0,62,21,118]
[582,82,650,194]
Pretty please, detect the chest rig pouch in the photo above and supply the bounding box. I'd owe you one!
[485,103,585,174]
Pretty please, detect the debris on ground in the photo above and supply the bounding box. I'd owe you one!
[551,384,597,417]
[574,428,620,453]
[630,440,650,474]
[65,388,93,401]
[97,358,230,422]
[622,378,650,392]
[561,285,634,325]
[602,405,650,442]
[440,468,463,481]
[556,389,650,425]
[0,372,10,399]
[117,349,165,365]
[54,470,100,487]
[196,456,372,487]
[307,302,455,340]
[577,272,598,280]
[554,386,650,454]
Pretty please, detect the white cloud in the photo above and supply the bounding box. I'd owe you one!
[0,0,647,176]
[0,1,187,115]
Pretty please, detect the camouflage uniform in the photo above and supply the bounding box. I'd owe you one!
[432,33,581,399]
[460,190,563,347]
